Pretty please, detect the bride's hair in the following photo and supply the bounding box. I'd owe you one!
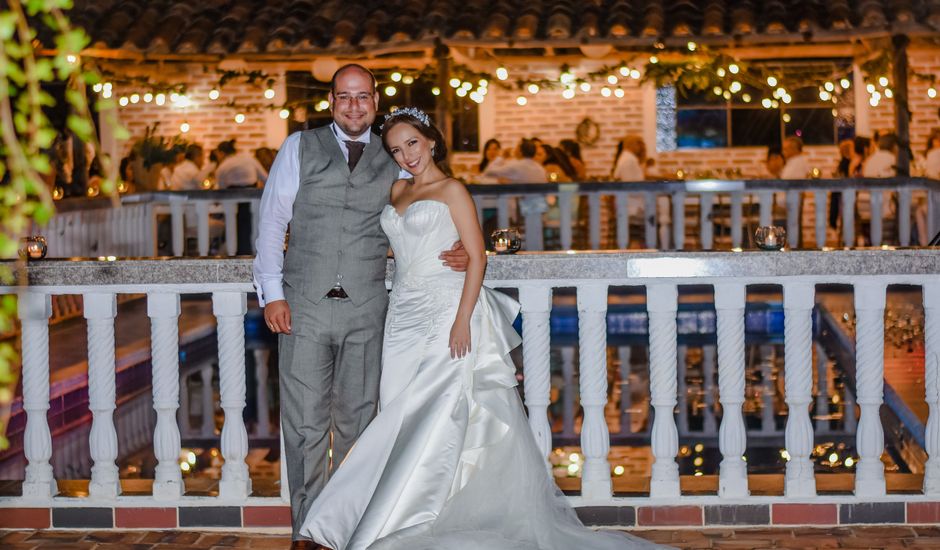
[380,109,449,165]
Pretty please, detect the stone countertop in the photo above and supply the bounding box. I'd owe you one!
[2,249,938,288]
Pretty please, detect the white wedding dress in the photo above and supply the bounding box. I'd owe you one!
[300,200,668,550]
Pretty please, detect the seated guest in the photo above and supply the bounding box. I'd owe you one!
[612,135,646,181]
[541,144,577,181]
[559,139,587,180]
[482,138,547,183]
[171,144,215,190]
[780,136,810,179]
[862,133,898,177]
[923,128,940,179]
[215,139,268,188]
[765,146,785,178]
[836,138,854,177]
[849,136,872,176]
[478,138,502,173]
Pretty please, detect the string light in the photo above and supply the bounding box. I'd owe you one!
[461,81,472,90]
[516,95,527,106]
[729,81,741,93]
[629,69,641,79]
[279,109,290,119]
[742,93,751,103]
[579,82,591,92]
[130,93,140,104]
[456,87,468,97]
[929,87,937,99]
[687,41,697,51]
[496,67,509,80]
[884,88,893,99]
[761,98,772,108]
[180,122,190,133]
[527,83,540,94]
[209,89,220,100]
[264,88,276,99]
[170,92,180,102]
[728,64,740,74]
[66,54,77,64]
[560,71,575,84]
[469,91,484,103]
[402,75,415,85]
[649,56,659,64]
[878,76,889,87]
[713,86,723,96]
[840,78,851,89]
[431,86,441,96]
[819,90,831,101]
[119,96,129,106]
[155,93,165,105]
[607,75,618,85]
[601,87,611,97]
[866,83,876,93]
[562,88,575,99]
[767,76,778,87]
[143,93,153,103]
[614,88,625,98]
[234,113,245,124]
[782,113,791,123]
[384,85,397,96]
[449,78,461,88]
[717,68,726,77]
[390,72,402,82]
[722,90,731,99]
[92,83,103,93]
[824,81,835,92]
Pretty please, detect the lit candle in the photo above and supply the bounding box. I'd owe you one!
[494,237,509,252]
[763,231,777,247]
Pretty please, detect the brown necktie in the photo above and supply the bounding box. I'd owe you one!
[345,140,366,172]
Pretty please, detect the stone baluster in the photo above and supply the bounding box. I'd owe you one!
[700,193,714,250]
[213,292,252,498]
[897,189,911,247]
[474,197,484,228]
[854,280,887,497]
[715,283,748,497]
[702,344,718,435]
[223,200,238,256]
[924,281,940,494]
[522,198,545,252]
[647,284,680,498]
[814,190,827,248]
[254,349,272,438]
[196,200,211,256]
[170,200,185,256]
[18,293,56,498]
[558,188,574,250]
[760,345,776,434]
[784,282,816,497]
[148,293,184,500]
[842,189,856,247]
[143,204,157,255]
[561,347,576,438]
[520,286,553,461]
[758,191,773,228]
[577,283,611,500]
[672,192,686,250]
[614,192,629,249]
[201,365,215,437]
[870,192,884,246]
[644,192,657,249]
[786,190,801,248]
[618,346,632,434]
[497,195,510,229]
[84,292,121,498]
[588,193,601,250]
[815,343,830,434]
[730,192,743,249]
[677,344,689,436]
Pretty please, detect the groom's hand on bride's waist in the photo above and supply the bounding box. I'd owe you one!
[439,241,469,272]
[264,300,292,334]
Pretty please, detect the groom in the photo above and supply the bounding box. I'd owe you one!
[253,64,467,549]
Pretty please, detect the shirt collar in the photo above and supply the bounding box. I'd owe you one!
[331,122,371,144]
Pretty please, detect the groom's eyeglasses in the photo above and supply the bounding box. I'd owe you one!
[334,93,375,105]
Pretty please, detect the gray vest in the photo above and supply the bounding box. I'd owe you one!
[283,126,399,306]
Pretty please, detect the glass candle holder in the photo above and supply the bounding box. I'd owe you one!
[20,235,47,259]
[490,228,522,254]
[754,226,786,250]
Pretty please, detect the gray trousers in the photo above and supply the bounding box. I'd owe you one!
[279,288,387,540]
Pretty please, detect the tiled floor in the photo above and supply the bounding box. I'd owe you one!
[2,526,940,549]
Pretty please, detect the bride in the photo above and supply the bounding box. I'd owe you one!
[299,107,669,550]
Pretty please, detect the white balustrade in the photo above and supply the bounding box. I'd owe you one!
[213,292,252,499]
[17,293,56,499]
[702,345,718,435]
[677,344,690,436]
[647,283,680,498]
[200,365,215,437]
[148,293,184,500]
[925,282,940,495]
[519,286,553,461]
[84,292,121,498]
[784,282,816,497]
[854,281,887,497]
[715,283,748,497]
[815,343,830,434]
[577,283,611,500]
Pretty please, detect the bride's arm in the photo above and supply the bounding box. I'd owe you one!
[443,181,487,359]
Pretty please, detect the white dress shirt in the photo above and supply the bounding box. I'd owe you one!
[780,154,810,179]
[216,152,268,188]
[252,124,408,305]
[170,159,215,190]
[483,158,547,183]
[612,150,645,182]
[862,150,896,178]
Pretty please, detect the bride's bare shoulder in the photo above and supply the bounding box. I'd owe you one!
[390,178,412,202]
[439,178,473,205]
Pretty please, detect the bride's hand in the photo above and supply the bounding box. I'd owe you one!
[449,319,471,359]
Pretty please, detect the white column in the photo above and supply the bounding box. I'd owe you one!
[677,345,689,436]
[898,188,911,247]
[200,364,215,437]
[842,189,856,247]
[815,343,830,434]
[644,192,657,249]
[558,189,574,250]
[854,280,887,497]
[561,347,576,438]
[148,293,183,500]
[671,192,685,250]
[758,191,773,227]
[647,284,680,498]
[869,192,883,246]
[254,349,271,438]
[84,292,121,499]
[213,292,252,499]
[588,193,601,250]
[730,192,743,249]
[614,192,629,249]
[702,344,718,436]
[784,282,816,497]
[18,293,56,499]
[223,200,238,256]
[923,281,940,495]
[577,283,611,500]
[196,200,211,256]
[715,283,748,497]
[170,201,185,256]
[814,190,827,248]
[700,193,714,250]
[786,190,801,248]
[520,286,553,461]
[618,346,632,435]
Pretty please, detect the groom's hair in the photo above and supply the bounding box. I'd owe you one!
[331,64,377,93]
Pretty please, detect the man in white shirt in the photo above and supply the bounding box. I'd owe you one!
[482,138,547,183]
[862,133,898,177]
[781,136,810,179]
[170,144,215,190]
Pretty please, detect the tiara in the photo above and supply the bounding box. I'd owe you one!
[382,106,431,128]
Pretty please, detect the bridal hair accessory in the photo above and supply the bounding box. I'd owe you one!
[383,106,430,128]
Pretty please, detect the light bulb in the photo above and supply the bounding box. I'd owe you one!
[717,68,726,77]
[130,94,140,104]
[119,96,129,107]
[402,75,414,85]
[264,88,275,99]
[431,87,441,96]
[607,75,618,85]
[729,81,741,93]
[390,72,402,82]
[614,88,625,98]
[384,85,397,96]
[824,81,835,92]
[579,82,591,92]
[456,87,467,97]
[279,109,290,119]
[449,78,461,88]
[516,96,527,106]
[649,56,659,64]
[687,41,697,51]
[840,78,851,89]
[180,122,190,133]
[143,93,153,103]
[601,87,611,97]
[767,76,778,87]
[234,113,245,124]
[878,76,889,87]
[496,67,508,80]
[155,93,165,105]
[562,88,575,99]
[528,83,540,94]
[729,64,739,74]
[209,89,220,100]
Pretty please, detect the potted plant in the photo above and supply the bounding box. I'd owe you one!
[131,124,188,191]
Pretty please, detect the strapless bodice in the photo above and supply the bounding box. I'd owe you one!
[380,200,464,290]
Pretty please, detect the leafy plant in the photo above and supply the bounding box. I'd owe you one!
[131,123,188,169]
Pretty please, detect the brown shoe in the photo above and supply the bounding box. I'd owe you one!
[290,541,330,550]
